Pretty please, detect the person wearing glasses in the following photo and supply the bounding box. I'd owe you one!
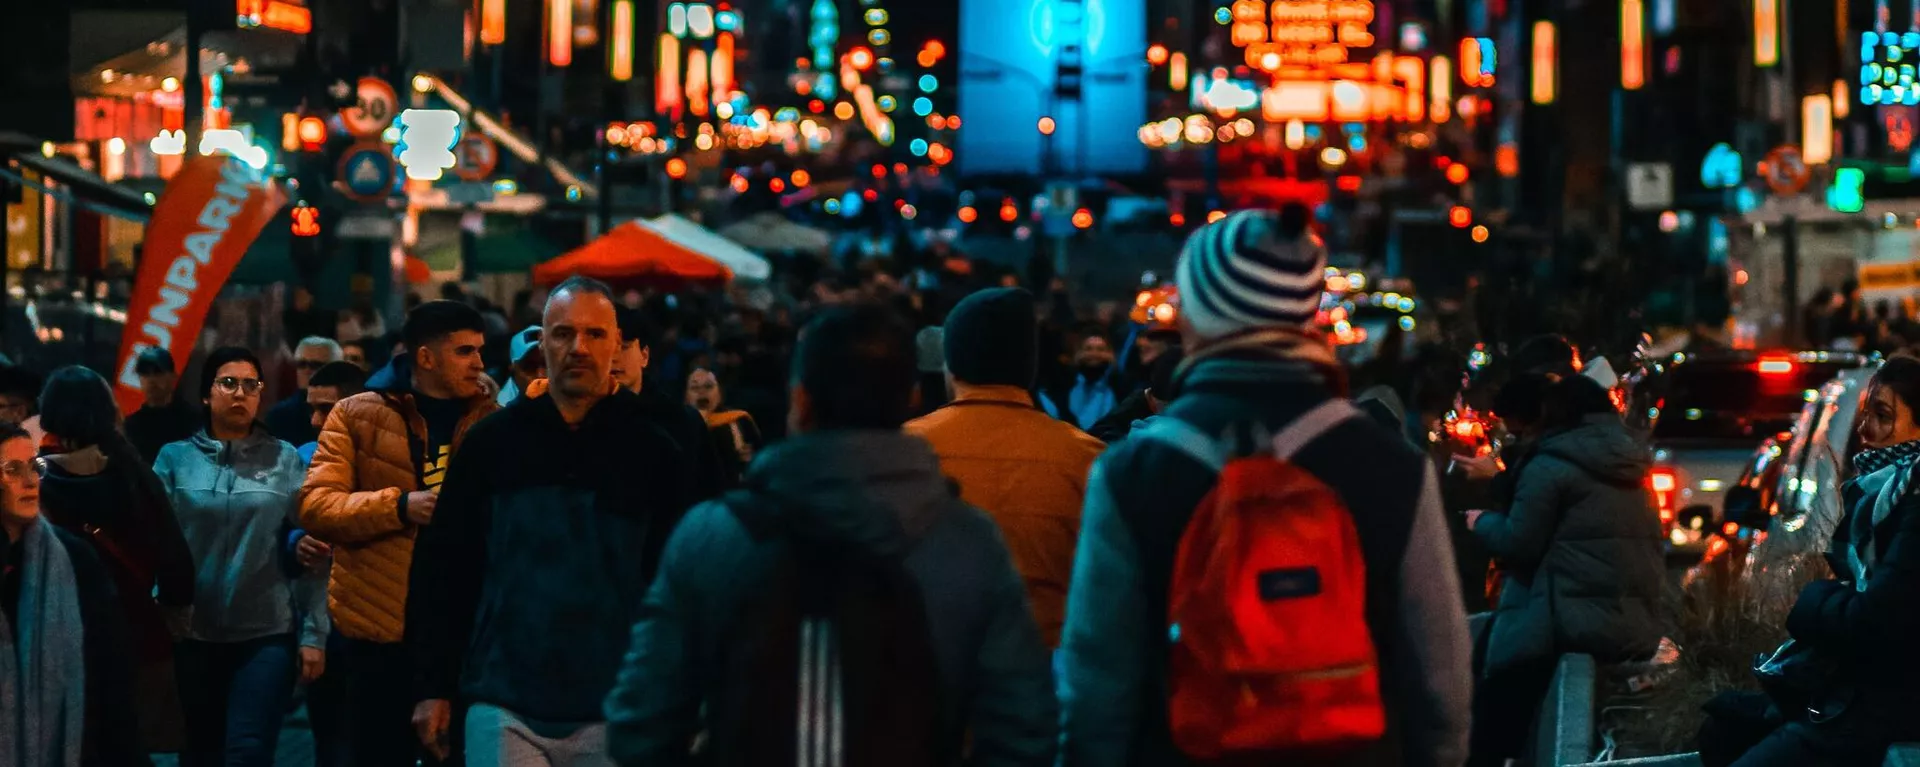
[38,365,197,754]
[266,337,343,448]
[0,421,148,766]
[154,347,328,766]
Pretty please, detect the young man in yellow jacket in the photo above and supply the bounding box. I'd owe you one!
[299,301,497,766]
[905,287,1105,647]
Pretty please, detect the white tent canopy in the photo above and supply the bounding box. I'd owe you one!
[645,215,773,283]
[717,212,834,254]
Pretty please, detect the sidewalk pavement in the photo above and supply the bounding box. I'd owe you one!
[149,702,317,767]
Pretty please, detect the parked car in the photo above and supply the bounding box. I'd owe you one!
[1638,351,1865,552]
[1695,362,1877,597]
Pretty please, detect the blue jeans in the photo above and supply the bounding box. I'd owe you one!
[175,634,297,767]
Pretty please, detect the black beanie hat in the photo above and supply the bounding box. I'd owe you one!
[944,287,1039,388]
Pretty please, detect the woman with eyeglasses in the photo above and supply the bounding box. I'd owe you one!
[1702,355,1920,766]
[153,347,327,767]
[37,365,197,754]
[0,421,148,766]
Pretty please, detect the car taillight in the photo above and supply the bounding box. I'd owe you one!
[1650,468,1678,523]
[1757,355,1795,374]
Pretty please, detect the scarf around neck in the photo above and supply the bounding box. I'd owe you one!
[1175,327,1348,396]
[0,515,85,767]
[1845,440,1920,589]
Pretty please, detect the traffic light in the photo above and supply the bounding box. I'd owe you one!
[290,202,321,237]
[1829,167,1865,213]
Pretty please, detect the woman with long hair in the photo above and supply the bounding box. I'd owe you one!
[0,421,147,765]
[1705,355,1920,765]
[154,347,327,766]
[37,365,197,753]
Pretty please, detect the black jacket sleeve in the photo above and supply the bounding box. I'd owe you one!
[408,422,495,704]
[60,529,152,767]
[1089,392,1152,444]
[124,452,196,610]
[1788,493,1920,659]
[680,405,728,502]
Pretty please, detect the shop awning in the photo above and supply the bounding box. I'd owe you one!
[532,220,731,289]
[2,151,154,222]
[719,212,833,255]
[646,215,772,282]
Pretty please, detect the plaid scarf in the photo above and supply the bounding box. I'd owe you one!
[1851,439,1920,477]
[1845,439,1920,587]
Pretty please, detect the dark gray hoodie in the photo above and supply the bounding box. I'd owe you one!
[603,430,1057,767]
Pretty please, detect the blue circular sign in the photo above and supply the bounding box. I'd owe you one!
[337,142,397,203]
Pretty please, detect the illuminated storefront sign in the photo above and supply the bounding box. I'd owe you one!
[236,0,312,34]
[396,109,461,181]
[1234,0,1377,70]
[1860,31,1920,106]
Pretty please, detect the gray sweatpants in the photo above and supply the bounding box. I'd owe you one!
[465,703,614,767]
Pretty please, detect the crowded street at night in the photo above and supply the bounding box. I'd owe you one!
[5,0,1920,765]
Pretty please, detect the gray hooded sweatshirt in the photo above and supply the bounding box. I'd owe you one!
[154,429,328,647]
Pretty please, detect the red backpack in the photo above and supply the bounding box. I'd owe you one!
[1145,400,1385,759]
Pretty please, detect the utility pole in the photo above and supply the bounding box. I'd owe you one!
[184,2,204,152]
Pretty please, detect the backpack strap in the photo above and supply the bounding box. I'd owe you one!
[1270,400,1360,462]
[1134,417,1229,472]
[1134,399,1360,469]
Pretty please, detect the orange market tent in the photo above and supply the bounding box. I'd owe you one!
[532,220,733,288]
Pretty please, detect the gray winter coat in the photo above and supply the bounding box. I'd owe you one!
[602,430,1057,766]
[1474,414,1666,674]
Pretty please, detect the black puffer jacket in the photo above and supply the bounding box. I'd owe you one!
[1475,414,1667,673]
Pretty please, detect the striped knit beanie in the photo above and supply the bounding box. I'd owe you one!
[1174,206,1327,341]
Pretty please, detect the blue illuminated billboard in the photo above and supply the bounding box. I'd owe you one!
[958,0,1146,176]
[1861,31,1920,106]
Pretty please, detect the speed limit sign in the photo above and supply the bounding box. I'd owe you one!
[342,77,398,138]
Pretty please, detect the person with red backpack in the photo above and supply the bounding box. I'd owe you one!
[1057,207,1473,767]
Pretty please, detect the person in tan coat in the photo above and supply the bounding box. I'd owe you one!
[299,300,496,767]
[905,287,1104,647]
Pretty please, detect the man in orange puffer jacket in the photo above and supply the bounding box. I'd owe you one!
[299,300,497,766]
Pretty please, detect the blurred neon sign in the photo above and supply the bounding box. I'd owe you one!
[1460,37,1495,87]
[1700,142,1742,188]
[198,129,268,169]
[396,109,461,181]
[1235,0,1378,70]
[1860,31,1920,105]
[1192,75,1262,112]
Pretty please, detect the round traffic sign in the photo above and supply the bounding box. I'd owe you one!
[1761,145,1810,196]
[453,133,499,181]
[337,142,397,203]
[342,77,399,138]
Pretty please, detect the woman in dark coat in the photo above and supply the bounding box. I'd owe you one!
[1466,376,1667,765]
[0,421,148,766]
[1705,356,1920,766]
[36,367,196,753]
